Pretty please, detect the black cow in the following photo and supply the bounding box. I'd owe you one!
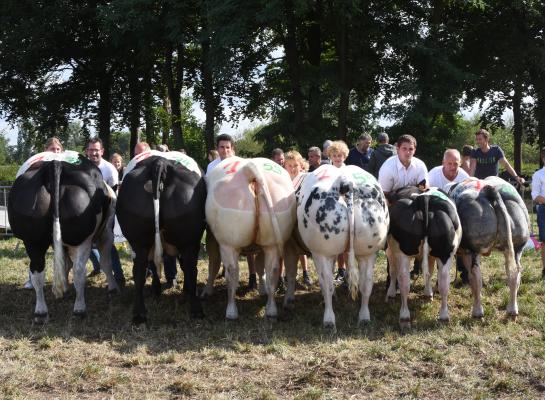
[446,177,529,319]
[8,152,118,323]
[386,187,461,327]
[116,151,206,324]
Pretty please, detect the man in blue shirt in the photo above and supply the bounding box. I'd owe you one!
[345,133,373,171]
[470,128,524,185]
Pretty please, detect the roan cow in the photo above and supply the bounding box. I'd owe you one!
[116,150,206,324]
[205,156,296,319]
[386,187,461,327]
[446,177,530,319]
[8,151,118,323]
[297,165,389,328]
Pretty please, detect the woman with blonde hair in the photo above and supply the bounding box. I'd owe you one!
[110,153,124,183]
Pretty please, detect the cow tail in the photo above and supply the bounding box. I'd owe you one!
[339,178,358,300]
[421,194,430,286]
[486,185,516,281]
[51,160,67,299]
[243,161,284,255]
[152,160,167,279]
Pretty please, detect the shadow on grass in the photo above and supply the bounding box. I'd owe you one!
[0,272,490,355]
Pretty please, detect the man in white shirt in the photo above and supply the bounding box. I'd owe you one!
[531,147,545,278]
[206,134,235,176]
[85,138,125,286]
[428,149,469,190]
[378,134,429,198]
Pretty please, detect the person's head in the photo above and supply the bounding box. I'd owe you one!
[134,142,150,156]
[323,140,333,154]
[356,134,372,152]
[442,149,461,179]
[178,148,186,154]
[272,148,285,166]
[377,132,389,144]
[462,144,473,158]
[216,134,235,160]
[44,137,63,153]
[157,144,169,152]
[110,153,123,171]
[308,146,322,167]
[284,150,303,179]
[475,128,490,149]
[327,140,349,168]
[540,147,545,161]
[85,138,105,165]
[208,149,219,162]
[396,134,417,166]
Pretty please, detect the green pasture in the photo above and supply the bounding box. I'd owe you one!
[0,238,544,399]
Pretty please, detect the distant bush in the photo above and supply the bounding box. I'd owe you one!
[0,165,18,184]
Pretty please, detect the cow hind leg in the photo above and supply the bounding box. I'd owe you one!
[313,254,336,329]
[68,239,93,318]
[24,241,49,324]
[282,242,298,310]
[220,245,240,320]
[505,249,522,318]
[423,256,436,299]
[201,230,221,298]
[437,259,452,322]
[396,254,411,328]
[463,252,484,318]
[262,246,281,319]
[358,254,377,324]
[132,247,150,325]
[385,247,397,300]
[180,244,204,319]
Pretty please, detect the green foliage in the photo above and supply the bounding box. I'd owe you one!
[234,125,266,158]
[0,165,18,183]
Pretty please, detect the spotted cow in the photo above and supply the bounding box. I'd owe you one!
[386,187,461,327]
[8,151,118,323]
[205,157,296,319]
[297,165,389,328]
[446,177,530,319]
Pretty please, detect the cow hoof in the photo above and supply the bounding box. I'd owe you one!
[437,317,450,324]
[323,321,337,333]
[472,314,484,320]
[132,315,147,325]
[399,318,411,330]
[33,313,49,325]
[73,310,87,319]
[423,295,433,302]
[358,318,371,327]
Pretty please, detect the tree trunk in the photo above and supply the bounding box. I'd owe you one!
[282,0,305,144]
[335,10,348,141]
[306,0,323,139]
[143,66,155,147]
[201,29,216,151]
[128,67,141,159]
[164,44,185,150]
[512,78,523,173]
[97,73,112,159]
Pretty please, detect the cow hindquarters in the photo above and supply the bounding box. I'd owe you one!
[356,254,377,323]
[220,244,241,320]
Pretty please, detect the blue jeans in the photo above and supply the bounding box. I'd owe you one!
[90,246,124,280]
[148,254,178,282]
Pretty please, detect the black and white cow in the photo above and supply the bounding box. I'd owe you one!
[446,177,530,319]
[8,151,118,323]
[386,187,461,327]
[297,165,389,328]
[116,150,206,324]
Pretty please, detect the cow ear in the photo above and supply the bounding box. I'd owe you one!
[143,181,153,193]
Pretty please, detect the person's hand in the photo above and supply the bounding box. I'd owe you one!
[515,176,525,185]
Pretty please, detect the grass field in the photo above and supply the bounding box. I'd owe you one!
[0,237,544,399]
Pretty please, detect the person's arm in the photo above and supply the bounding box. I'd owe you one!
[469,158,476,177]
[499,158,525,184]
[532,172,545,204]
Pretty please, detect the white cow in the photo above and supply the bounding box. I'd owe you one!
[205,157,296,319]
[297,165,389,328]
